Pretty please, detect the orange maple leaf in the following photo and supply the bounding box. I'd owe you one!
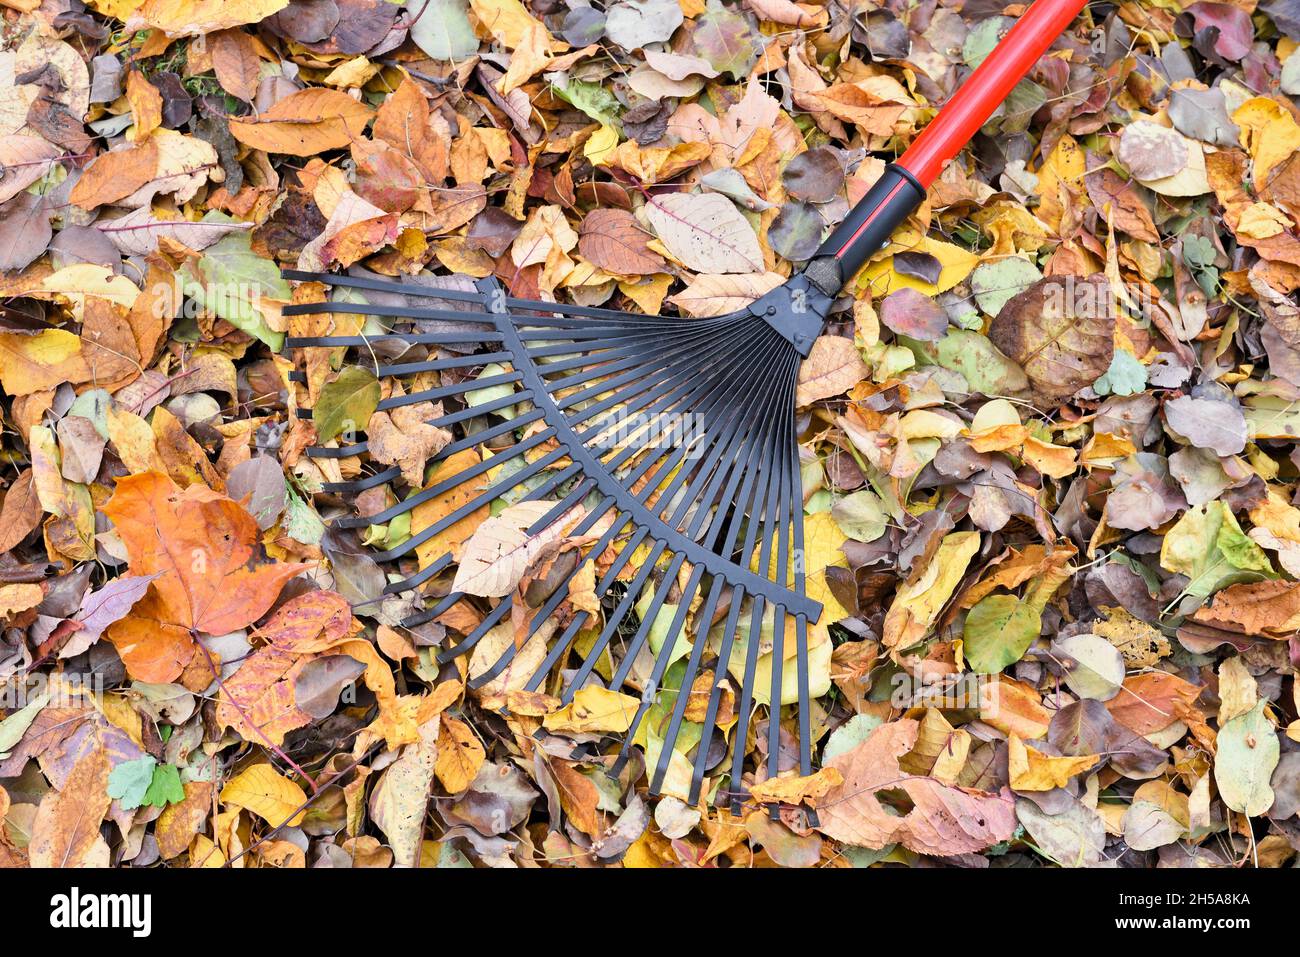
[103,471,308,682]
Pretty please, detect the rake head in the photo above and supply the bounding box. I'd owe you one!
[282,268,832,810]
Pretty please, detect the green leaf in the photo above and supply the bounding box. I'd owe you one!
[285,486,326,545]
[144,763,186,807]
[1214,701,1279,816]
[1093,350,1147,396]
[1160,501,1275,600]
[314,366,380,443]
[180,223,291,350]
[107,755,157,810]
[409,0,478,60]
[932,330,1030,396]
[550,79,620,126]
[0,691,48,758]
[963,593,1042,674]
[831,490,888,543]
[464,362,518,418]
[693,0,757,79]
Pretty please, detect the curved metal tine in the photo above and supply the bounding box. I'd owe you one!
[375,371,522,412]
[558,537,667,702]
[374,350,513,378]
[538,321,748,408]
[312,392,535,487]
[686,356,793,804]
[520,315,744,359]
[286,331,503,347]
[370,445,571,563]
[335,425,555,530]
[288,351,512,381]
[282,268,689,322]
[512,314,704,335]
[729,349,802,813]
[617,341,792,781]
[282,300,498,327]
[525,315,742,376]
[592,334,791,763]
[765,362,801,819]
[328,412,545,524]
[520,522,649,692]
[788,411,814,793]
[384,552,451,595]
[649,360,792,794]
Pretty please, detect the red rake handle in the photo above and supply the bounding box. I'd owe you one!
[808,0,1090,290]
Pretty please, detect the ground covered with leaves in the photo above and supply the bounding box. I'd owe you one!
[4,0,1300,869]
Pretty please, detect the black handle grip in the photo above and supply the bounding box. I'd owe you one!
[804,164,926,296]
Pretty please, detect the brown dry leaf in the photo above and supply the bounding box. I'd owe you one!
[1192,580,1300,637]
[367,396,452,487]
[228,89,374,156]
[795,335,868,407]
[28,747,111,868]
[452,500,585,597]
[577,208,666,276]
[817,719,1016,853]
[210,29,261,103]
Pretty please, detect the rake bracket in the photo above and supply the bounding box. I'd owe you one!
[748,274,832,356]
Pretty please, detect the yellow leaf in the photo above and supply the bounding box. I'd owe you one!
[583,123,620,166]
[435,715,485,793]
[882,530,981,653]
[0,330,89,397]
[126,70,163,140]
[748,766,843,806]
[1021,436,1078,479]
[543,686,640,734]
[129,0,289,37]
[858,233,979,298]
[38,265,140,312]
[1233,97,1300,191]
[469,0,556,49]
[1007,733,1099,791]
[1033,134,1084,233]
[220,764,308,827]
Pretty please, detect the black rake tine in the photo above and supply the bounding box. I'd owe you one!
[334,426,554,528]
[283,268,704,322]
[523,523,653,693]
[729,349,801,813]
[326,411,546,517]
[650,353,793,795]
[604,331,792,760]
[688,358,793,803]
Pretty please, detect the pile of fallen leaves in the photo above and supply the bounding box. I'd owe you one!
[4,0,1300,869]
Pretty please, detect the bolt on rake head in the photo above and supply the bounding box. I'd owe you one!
[281,267,831,810]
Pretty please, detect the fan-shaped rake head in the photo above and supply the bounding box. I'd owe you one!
[281,268,831,811]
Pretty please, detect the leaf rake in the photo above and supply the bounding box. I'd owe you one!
[281,0,1088,812]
